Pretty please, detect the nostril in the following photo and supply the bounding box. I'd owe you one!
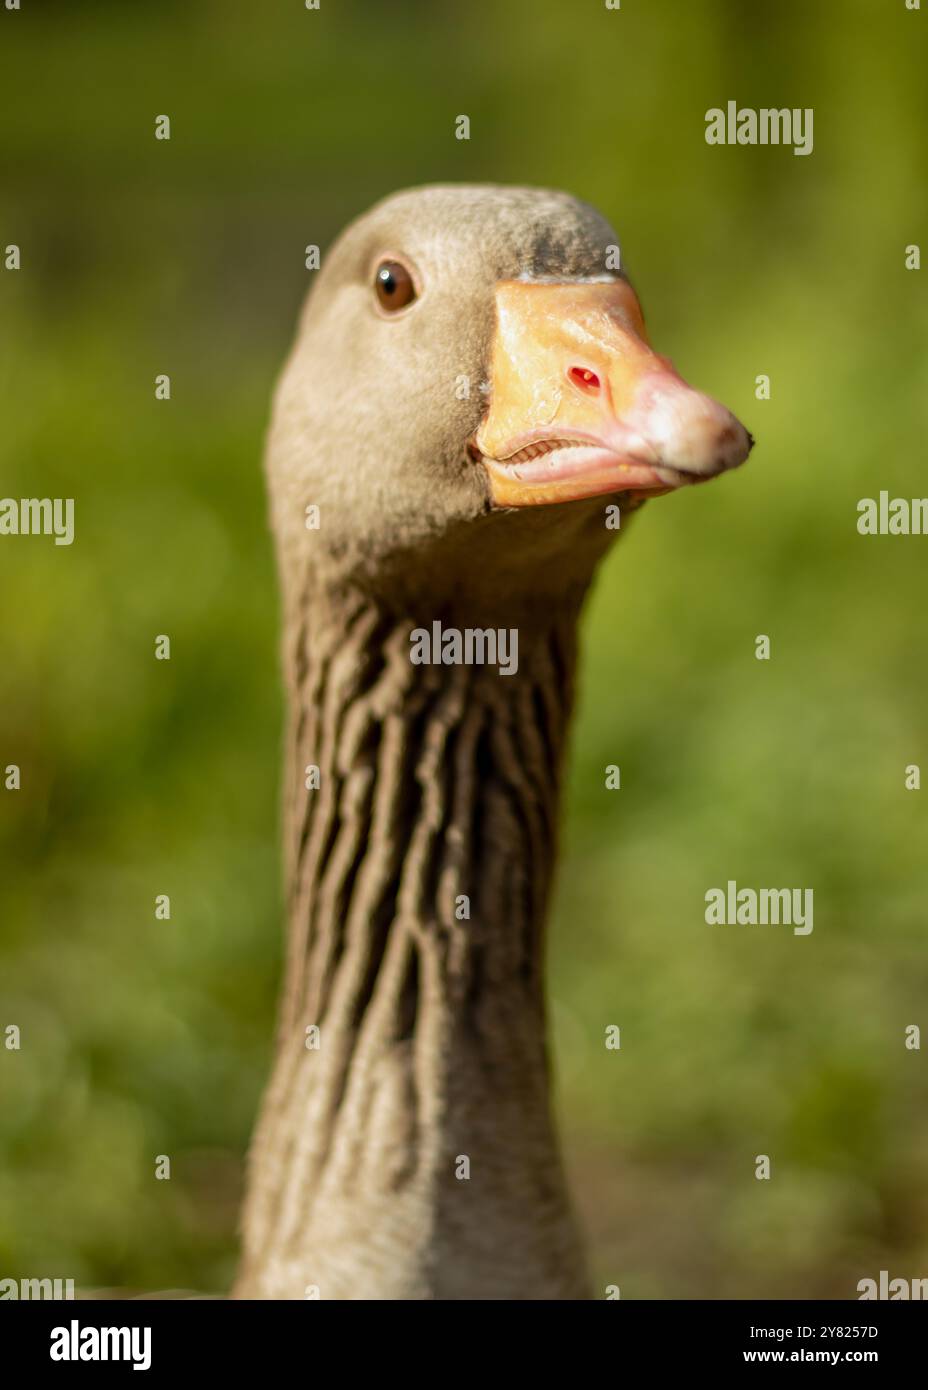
[568,365,601,394]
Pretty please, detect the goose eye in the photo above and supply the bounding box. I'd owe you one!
[374,259,416,312]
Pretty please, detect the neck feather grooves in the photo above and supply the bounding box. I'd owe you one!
[285,601,572,1025]
[236,590,589,1300]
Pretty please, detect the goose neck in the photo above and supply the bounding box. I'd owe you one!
[235,589,589,1298]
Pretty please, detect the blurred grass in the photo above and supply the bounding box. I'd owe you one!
[1,0,926,1297]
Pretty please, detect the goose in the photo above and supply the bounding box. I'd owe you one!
[233,184,752,1301]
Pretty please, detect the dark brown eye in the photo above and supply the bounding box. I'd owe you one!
[374,259,416,312]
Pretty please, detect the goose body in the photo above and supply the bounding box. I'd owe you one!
[234,185,751,1300]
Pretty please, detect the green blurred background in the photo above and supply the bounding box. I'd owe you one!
[1,0,926,1298]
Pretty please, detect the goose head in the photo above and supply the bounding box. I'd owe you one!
[267,184,752,615]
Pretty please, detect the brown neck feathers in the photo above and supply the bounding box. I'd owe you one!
[235,588,590,1299]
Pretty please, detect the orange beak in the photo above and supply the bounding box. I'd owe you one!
[475,280,752,507]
